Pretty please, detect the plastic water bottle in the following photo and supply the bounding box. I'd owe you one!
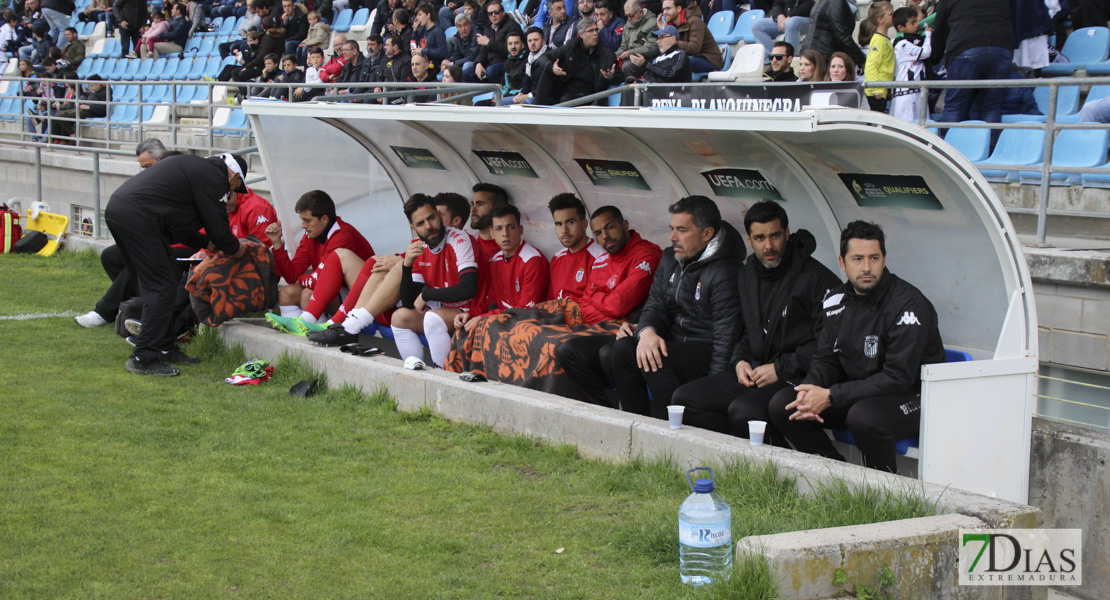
[678,467,732,586]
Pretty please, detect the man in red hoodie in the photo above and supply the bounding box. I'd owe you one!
[264,189,375,335]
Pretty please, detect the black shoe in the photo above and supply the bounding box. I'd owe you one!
[307,323,358,346]
[163,347,200,364]
[125,357,181,377]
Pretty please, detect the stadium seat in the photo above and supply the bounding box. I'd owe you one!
[976,128,1046,182]
[200,56,223,79]
[722,9,762,45]
[332,9,354,31]
[350,7,371,28]
[154,57,177,80]
[186,56,209,79]
[445,26,457,38]
[133,58,155,80]
[707,43,766,82]
[706,11,735,42]
[205,17,224,36]
[172,57,194,79]
[87,37,108,58]
[109,58,135,79]
[1019,129,1110,185]
[1002,85,1081,123]
[1043,26,1110,75]
[693,44,730,81]
[183,36,204,56]
[193,36,218,58]
[1080,161,1110,188]
[119,57,143,80]
[108,101,139,127]
[95,57,116,78]
[213,107,248,136]
[218,15,238,35]
[943,120,991,162]
[173,83,200,103]
[75,57,96,78]
[141,84,172,102]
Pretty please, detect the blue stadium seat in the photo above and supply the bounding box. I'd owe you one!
[943,120,991,162]
[140,84,171,102]
[200,56,222,79]
[192,36,217,58]
[153,57,177,80]
[221,55,238,67]
[174,57,196,79]
[118,57,142,80]
[976,128,1046,182]
[75,57,96,78]
[1019,129,1110,185]
[445,25,457,38]
[1043,26,1110,75]
[725,9,763,44]
[133,58,155,80]
[1003,84,1083,123]
[204,17,224,37]
[1080,161,1110,188]
[351,7,371,28]
[186,56,209,79]
[95,57,116,78]
[214,107,248,136]
[174,84,201,103]
[218,15,238,35]
[332,9,354,31]
[369,322,428,346]
[183,36,204,57]
[108,58,133,79]
[99,38,121,58]
[693,44,730,81]
[107,101,139,127]
[706,11,734,42]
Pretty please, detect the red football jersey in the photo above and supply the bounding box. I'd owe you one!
[481,241,549,316]
[413,226,483,311]
[228,188,277,247]
[579,230,662,324]
[273,216,375,287]
[548,239,605,300]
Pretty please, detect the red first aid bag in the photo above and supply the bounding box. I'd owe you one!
[0,204,22,253]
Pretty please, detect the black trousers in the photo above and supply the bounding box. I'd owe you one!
[119,27,141,56]
[610,336,713,420]
[105,209,182,364]
[768,387,921,474]
[671,369,788,444]
[554,333,617,408]
[95,244,193,322]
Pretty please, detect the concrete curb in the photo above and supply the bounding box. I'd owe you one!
[218,320,1041,599]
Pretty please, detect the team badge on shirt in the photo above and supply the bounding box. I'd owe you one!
[864,335,879,358]
[515,279,520,292]
[575,268,584,282]
[695,281,702,300]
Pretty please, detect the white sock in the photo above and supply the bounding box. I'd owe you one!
[423,311,451,368]
[343,307,374,335]
[392,326,424,361]
[301,311,320,324]
[279,305,303,318]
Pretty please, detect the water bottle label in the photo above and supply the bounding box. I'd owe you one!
[679,519,731,548]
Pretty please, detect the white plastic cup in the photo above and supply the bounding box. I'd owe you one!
[667,405,685,429]
[748,420,767,446]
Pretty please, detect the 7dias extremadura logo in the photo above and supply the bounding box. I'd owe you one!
[959,529,1082,586]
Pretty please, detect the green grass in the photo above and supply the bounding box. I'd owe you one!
[0,251,938,599]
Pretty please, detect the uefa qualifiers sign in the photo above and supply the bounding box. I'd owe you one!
[640,82,865,112]
[959,529,1082,586]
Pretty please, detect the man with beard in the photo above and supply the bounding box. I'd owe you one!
[391,193,485,368]
[768,220,945,473]
[672,201,839,442]
[468,182,510,263]
[263,190,376,335]
[546,193,605,300]
[607,196,743,418]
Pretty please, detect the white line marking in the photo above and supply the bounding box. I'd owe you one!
[0,311,81,321]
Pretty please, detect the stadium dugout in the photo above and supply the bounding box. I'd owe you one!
[243,101,1038,504]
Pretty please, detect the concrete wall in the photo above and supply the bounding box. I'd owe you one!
[1029,418,1110,600]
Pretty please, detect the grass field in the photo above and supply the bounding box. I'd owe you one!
[0,250,938,599]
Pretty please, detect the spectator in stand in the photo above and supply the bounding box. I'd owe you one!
[797,48,827,81]
[19,0,48,33]
[827,50,854,81]
[474,1,522,83]
[280,0,308,57]
[524,26,549,79]
[672,201,839,440]
[60,26,83,71]
[335,39,369,98]
[1012,0,1053,77]
[763,40,797,81]
[657,0,721,73]
[533,17,618,105]
[930,0,1012,127]
[405,51,438,101]
[376,34,412,96]
[500,30,533,103]
[370,0,402,38]
[249,52,282,96]
[801,0,865,70]
[569,0,595,31]
[264,189,376,334]
[625,23,689,82]
[38,0,71,45]
[219,0,268,59]
[112,0,147,57]
[143,1,188,58]
[862,1,893,111]
[594,1,625,53]
[751,0,812,66]
[412,3,447,68]
[215,29,261,81]
[542,0,572,49]
[391,193,485,369]
[50,73,105,139]
[294,46,327,100]
[25,24,53,65]
[605,196,743,419]
[443,12,479,78]
[0,11,24,65]
[391,7,414,49]
[296,10,330,65]
[364,33,387,80]
[138,9,170,56]
[185,0,205,38]
[889,7,931,121]
[617,0,657,80]
[1071,0,1110,29]
[271,53,305,99]
[77,0,110,27]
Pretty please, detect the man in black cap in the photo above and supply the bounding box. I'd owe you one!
[104,153,248,376]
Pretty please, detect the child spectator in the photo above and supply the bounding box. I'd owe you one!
[889,6,931,121]
[1,10,25,64]
[294,46,326,101]
[272,53,305,100]
[250,52,282,97]
[139,9,169,56]
[296,10,330,65]
[863,1,893,112]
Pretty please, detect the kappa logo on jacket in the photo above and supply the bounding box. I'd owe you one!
[896,311,921,326]
[255,214,269,225]
[635,260,651,273]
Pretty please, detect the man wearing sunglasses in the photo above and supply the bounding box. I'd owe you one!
[763,40,797,82]
[474,0,522,82]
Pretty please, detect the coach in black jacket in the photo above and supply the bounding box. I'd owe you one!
[769,220,945,473]
[673,201,839,440]
[610,196,743,419]
[105,154,246,377]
